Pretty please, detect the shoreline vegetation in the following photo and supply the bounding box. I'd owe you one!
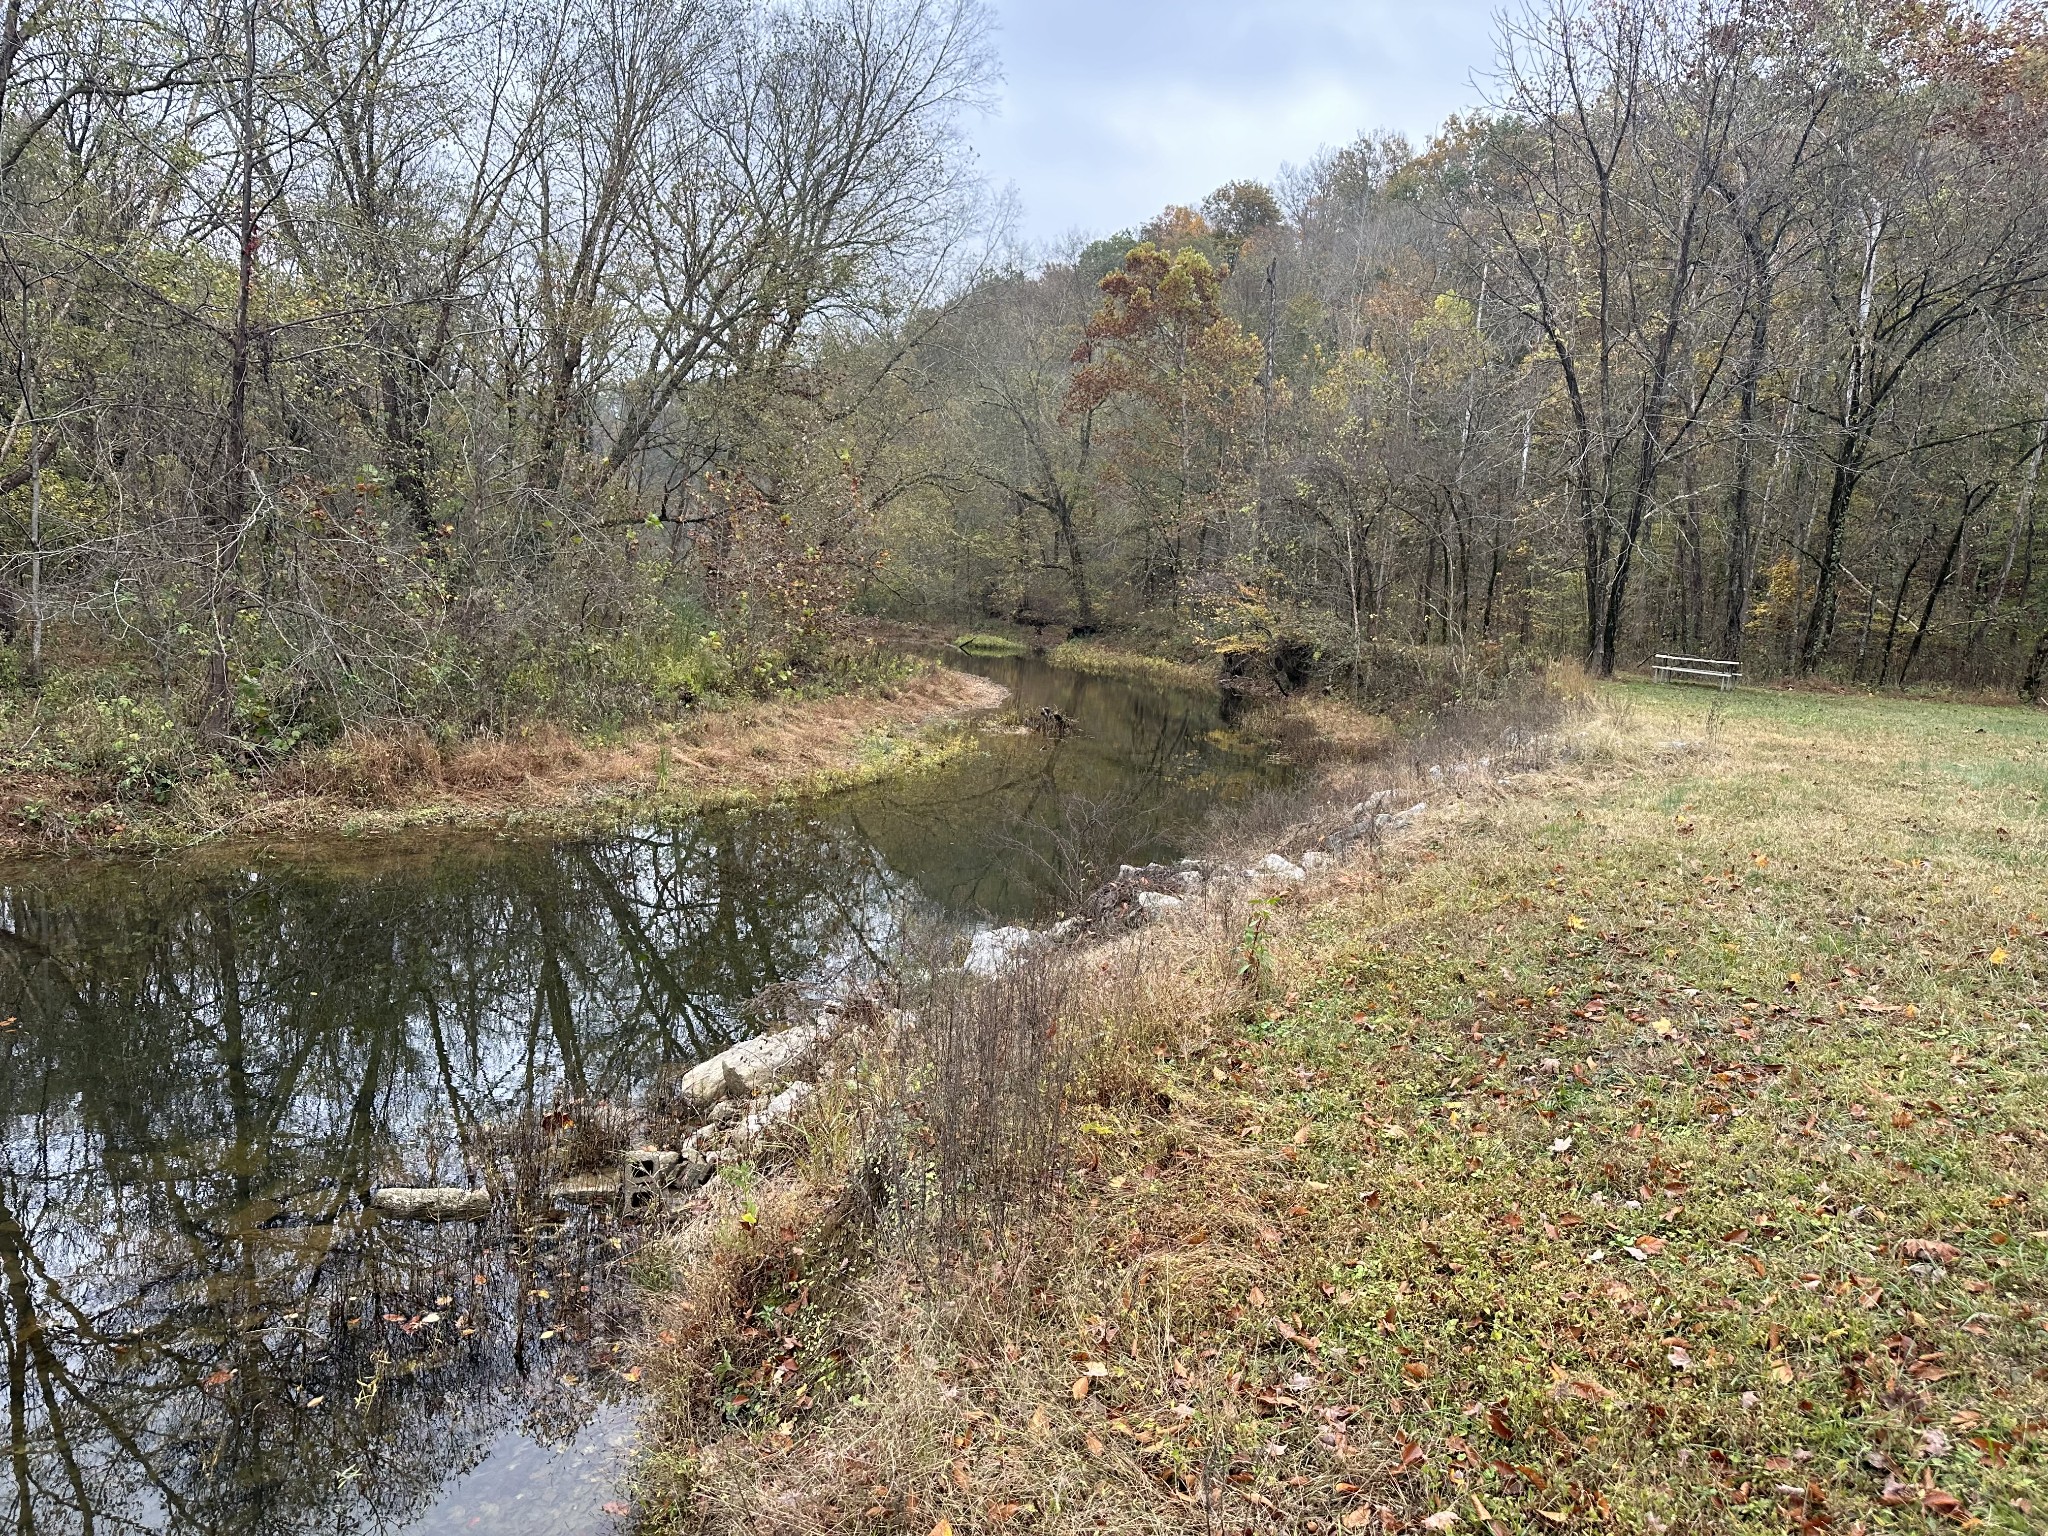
[948,626,1224,693]
[626,677,2046,1535]
[0,665,1008,859]
[1046,638,1221,693]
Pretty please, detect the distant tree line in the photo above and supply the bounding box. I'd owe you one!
[873,0,2048,695]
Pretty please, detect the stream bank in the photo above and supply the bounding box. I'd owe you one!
[626,679,2047,1536]
[619,680,1553,1531]
[0,665,1006,857]
[0,647,1303,1535]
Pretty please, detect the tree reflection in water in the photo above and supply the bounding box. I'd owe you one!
[0,653,1290,1533]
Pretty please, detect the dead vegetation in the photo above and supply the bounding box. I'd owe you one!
[625,677,1580,1532]
[0,667,1007,854]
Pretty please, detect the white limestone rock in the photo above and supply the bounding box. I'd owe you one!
[965,925,1037,976]
[675,1024,823,1113]
[1250,853,1306,883]
[369,1186,491,1221]
[1350,789,1394,819]
[738,1080,817,1140]
[1375,802,1428,833]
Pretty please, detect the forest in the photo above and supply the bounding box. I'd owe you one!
[5,0,2048,798]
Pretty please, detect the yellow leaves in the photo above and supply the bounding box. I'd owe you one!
[1988,947,2009,965]
[1566,914,1586,930]
[928,1521,953,1536]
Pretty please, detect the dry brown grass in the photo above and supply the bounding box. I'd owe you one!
[631,917,1259,1535]
[0,667,1007,855]
[1259,697,1398,762]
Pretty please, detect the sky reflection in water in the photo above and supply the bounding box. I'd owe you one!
[0,653,1290,1533]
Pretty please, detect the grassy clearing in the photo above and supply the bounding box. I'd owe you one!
[632,683,2047,1535]
[1048,640,1219,692]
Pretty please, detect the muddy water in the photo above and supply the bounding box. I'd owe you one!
[0,653,1290,1534]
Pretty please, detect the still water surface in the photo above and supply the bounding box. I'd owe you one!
[0,653,1291,1534]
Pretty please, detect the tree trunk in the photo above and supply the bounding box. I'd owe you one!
[1800,450,1860,675]
[1874,539,1923,688]
[205,0,261,743]
[1723,272,1770,657]
[1897,505,1970,689]
[2022,626,2048,700]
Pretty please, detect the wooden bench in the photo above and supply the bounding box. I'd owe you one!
[1652,653,1741,689]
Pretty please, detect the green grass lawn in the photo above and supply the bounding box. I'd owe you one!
[1213,684,2048,1532]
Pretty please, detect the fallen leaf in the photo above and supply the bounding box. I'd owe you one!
[1342,1509,1373,1531]
[1899,1237,1961,1264]
[1920,1487,1966,1520]
[1070,1377,1089,1400]
[929,1521,954,1536]
[1422,1513,1459,1532]
[602,1502,631,1518]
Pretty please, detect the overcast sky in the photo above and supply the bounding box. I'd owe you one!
[972,1,1502,250]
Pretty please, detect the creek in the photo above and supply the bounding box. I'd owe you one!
[0,652,1293,1534]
